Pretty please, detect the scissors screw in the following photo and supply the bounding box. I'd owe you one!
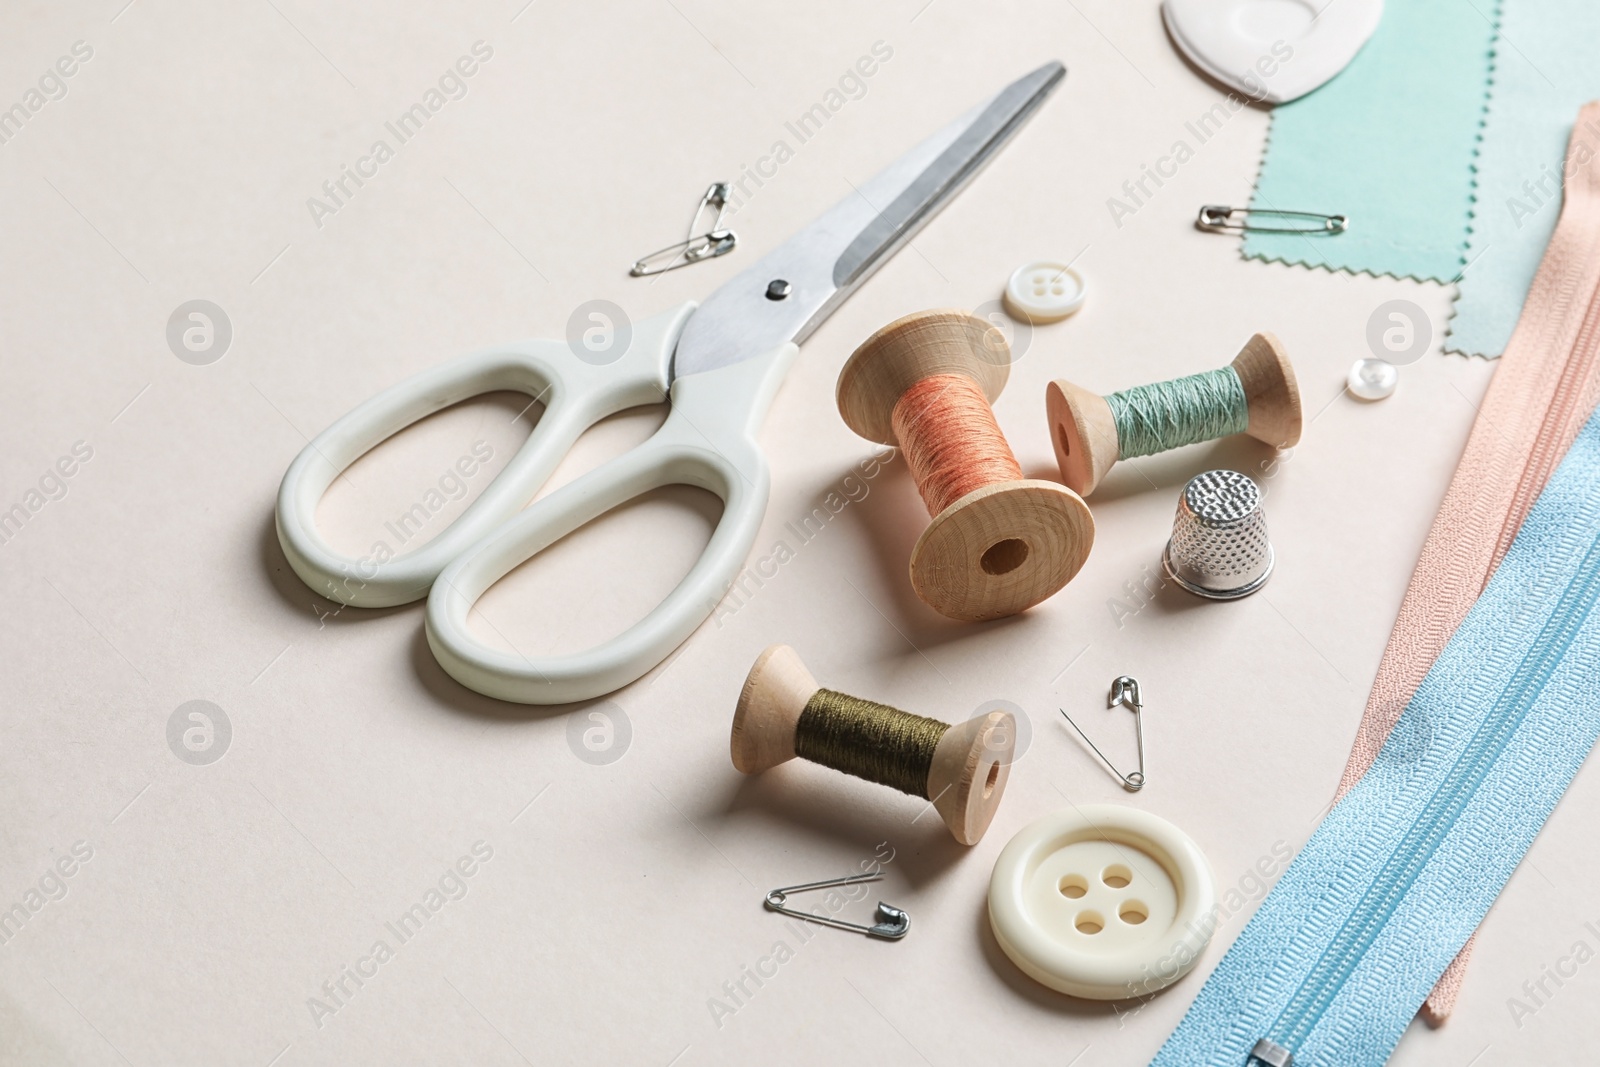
[765,279,792,301]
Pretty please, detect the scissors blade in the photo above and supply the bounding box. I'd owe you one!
[673,61,1065,378]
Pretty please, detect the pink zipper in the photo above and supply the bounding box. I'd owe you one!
[1335,100,1600,1023]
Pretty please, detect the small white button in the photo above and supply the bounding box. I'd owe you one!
[1003,261,1086,323]
[1347,357,1398,400]
[988,805,1215,999]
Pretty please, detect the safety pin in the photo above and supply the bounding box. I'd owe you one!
[763,873,910,940]
[1060,675,1146,791]
[1197,204,1348,235]
[629,182,739,276]
[629,230,737,276]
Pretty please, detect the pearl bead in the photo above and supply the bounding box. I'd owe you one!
[1348,357,1398,400]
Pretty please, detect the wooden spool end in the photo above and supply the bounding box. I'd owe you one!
[1230,332,1302,450]
[1045,378,1119,498]
[928,709,1015,845]
[839,309,1094,622]
[837,309,1011,444]
[1046,331,1302,496]
[912,480,1093,621]
[731,644,818,774]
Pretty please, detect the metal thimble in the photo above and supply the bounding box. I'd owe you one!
[1161,470,1274,599]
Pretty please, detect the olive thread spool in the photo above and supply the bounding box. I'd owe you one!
[837,309,1094,621]
[731,645,1014,845]
[1046,333,1302,497]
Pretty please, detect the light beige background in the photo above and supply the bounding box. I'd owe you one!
[0,1,1589,1064]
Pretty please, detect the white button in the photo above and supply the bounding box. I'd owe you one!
[988,805,1215,999]
[1347,357,1398,400]
[1003,261,1086,323]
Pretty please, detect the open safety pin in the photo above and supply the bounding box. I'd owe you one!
[629,182,739,276]
[1197,204,1348,235]
[763,873,910,940]
[1060,675,1147,791]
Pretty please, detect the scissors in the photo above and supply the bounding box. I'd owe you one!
[276,62,1065,704]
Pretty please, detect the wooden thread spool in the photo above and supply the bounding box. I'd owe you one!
[1046,333,1302,496]
[837,309,1094,621]
[731,645,1014,845]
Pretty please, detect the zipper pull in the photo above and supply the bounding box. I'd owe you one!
[1249,1038,1293,1066]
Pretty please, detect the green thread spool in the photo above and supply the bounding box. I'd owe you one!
[1106,366,1249,459]
[1047,332,1302,497]
[730,645,1015,845]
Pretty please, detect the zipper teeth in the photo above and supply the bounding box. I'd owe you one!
[1492,259,1600,575]
[1269,532,1600,1051]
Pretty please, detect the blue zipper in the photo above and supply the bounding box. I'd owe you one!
[1260,532,1600,1057]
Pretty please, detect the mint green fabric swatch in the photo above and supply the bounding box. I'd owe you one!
[1448,0,1600,357]
[1243,0,1497,282]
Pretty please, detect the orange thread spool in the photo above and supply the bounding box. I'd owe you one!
[895,374,1025,513]
[836,310,1094,621]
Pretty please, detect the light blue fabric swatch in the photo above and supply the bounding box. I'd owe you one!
[1152,404,1600,1066]
[1447,0,1600,357]
[1242,0,1496,282]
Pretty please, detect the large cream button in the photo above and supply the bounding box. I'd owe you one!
[1003,261,1086,323]
[988,805,1215,1000]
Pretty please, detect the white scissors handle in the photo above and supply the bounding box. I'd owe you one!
[425,341,797,704]
[275,304,695,608]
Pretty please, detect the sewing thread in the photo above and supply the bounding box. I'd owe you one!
[1105,366,1249,460]
[892,373,1025,515]
[793,689,951,798]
